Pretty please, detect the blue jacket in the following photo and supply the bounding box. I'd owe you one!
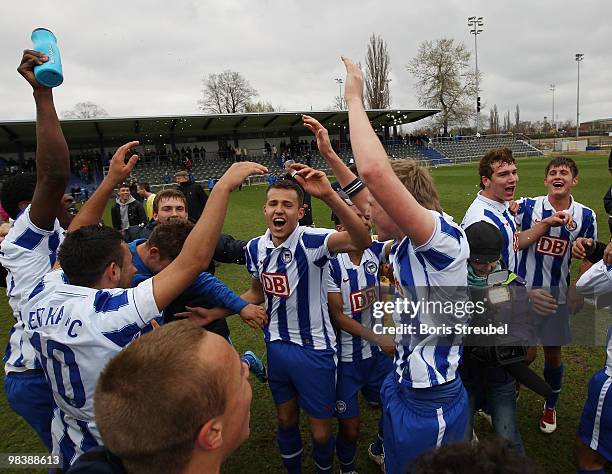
[128,240,247,338]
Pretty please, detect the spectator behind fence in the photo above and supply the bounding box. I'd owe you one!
[68,321,253,474]
[136,182,156,220]
[111,182,147,232]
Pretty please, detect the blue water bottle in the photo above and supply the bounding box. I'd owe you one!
[31,28,63,88]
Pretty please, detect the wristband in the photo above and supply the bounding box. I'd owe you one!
[342,178,366,198]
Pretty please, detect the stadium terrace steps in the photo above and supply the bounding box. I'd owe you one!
[430,135,543,162]
[126,136,543,187]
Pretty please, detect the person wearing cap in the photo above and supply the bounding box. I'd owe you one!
[460,220,532,454]
[175,170,208,222]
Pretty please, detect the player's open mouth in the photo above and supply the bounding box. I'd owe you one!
[273,218,286,229]
[505,186,515,193]
[552,181,564,188]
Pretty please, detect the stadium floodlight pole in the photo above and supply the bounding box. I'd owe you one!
[468,16,484,134]
[549,84,556,132]
[575,53,584,140]
[335,78,344,110]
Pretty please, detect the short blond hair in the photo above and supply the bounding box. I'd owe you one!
[95,322,227,474]
[390,159,442,213]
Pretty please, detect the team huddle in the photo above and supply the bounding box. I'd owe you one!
[2,49,612,474]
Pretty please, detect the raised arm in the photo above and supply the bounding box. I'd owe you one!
[290,163,371,253]
[151,162,267,310]
[68,141,139,232]
[342,57,434,247]
[302,115,370,215]
[18,50,70,230]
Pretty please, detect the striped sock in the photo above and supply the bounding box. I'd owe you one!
[544,362,563,409]
[312,435,335,474]
[336,435,356,473]
[277,425,302,474]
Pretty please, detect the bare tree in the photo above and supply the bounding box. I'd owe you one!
[333,95,344,110]
[198,70,258,114]
[503,110,511,132]
[407,38,478,135]
[62,102,108,119]
[488,104,500,134]
[245,101,275,112]
[365,34,391,109]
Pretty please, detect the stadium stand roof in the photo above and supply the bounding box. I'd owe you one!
[0,109,438,152]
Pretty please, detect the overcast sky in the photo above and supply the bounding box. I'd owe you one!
[2,0,610,129]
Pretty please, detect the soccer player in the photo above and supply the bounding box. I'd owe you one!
[0,49,71,449]
[573,256,612,473]
[462,147,571,274]
[68,170,267,340]
[22,160,266,469]
[240,166,370,473]
[68,321,253,474]
[514,156,597,433]
[328,199,395,473]
[342,56,469,473]
[301,114,394,471]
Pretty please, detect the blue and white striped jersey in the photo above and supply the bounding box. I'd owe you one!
[391,211,470,389]
[576,260,612,376]
[0,205,64,374]
[22,270,160,468]
[462,192,518,272]
[328,241,388,363]
[245,226,337,351]
[515,196,597,304]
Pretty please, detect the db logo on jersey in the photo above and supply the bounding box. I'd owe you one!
[350,286,376,313]
[536,236,568,256]
[262,272,291,297]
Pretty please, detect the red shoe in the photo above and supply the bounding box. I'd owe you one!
[539,402,557,434]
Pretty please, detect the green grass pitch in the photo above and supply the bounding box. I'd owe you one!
[0,153,610,473]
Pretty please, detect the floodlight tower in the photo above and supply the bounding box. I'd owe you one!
[468,16,484,133]
[575,53,584,139]
[335,78,344,110]
[550,84,556,131]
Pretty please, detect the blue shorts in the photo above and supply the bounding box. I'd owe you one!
[4,370,54,450]
[267,341,337,419]
[577,369,612,461]
[381,372,468,474]
[537,303,571,346]
[336,351,394,419]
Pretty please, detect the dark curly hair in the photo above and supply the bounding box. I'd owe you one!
[478,147,515,190]
[411,437,542,474]
[0,173,36,219]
